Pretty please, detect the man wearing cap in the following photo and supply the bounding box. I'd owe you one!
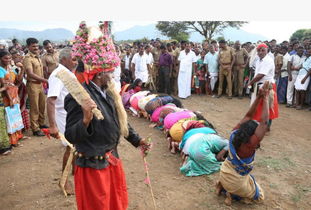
[65,22,150,210]
[247,43,279,131]
[217,40,236,99]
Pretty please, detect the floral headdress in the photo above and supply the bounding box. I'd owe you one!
[72,21,120,83]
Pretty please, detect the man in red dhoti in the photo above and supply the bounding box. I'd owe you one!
[247,43,279,131]
[65,21,150,210]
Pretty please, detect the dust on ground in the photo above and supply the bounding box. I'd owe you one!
[1,95,311,210]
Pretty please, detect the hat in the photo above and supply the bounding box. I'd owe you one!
[72,21,120,83]
[256,43,268,50]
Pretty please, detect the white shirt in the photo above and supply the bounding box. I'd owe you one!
[254,55,275,83]
[124,54,131,69]
[194,54,201,62]
[178,50,196,72]
[290,54,306,69]
[146,52,154,65]
[268,52,275,61]
[204,52,219,74]
[281,53,291,77]
[47,64,75,134]
[131,53,150,73]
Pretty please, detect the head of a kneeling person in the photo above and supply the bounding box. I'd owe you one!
[232,120,258,151]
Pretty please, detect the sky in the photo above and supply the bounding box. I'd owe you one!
[0,21,310,42]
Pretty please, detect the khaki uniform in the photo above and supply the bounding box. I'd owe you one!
[218,47,235,97]
[233,48,249,96]
[151,48,161,90]
[41,51,59,78]
[23,52,46,132]
[173,48,181,95]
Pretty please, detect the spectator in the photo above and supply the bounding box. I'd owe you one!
[23,38,48,136]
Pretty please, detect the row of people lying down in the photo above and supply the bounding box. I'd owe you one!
[120,80,271,205]
[121,83,229,177]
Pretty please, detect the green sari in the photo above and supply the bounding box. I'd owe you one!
[0,95,10,154]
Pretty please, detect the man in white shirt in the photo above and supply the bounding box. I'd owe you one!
[47,47,78,195]
[204,45,219,96]
[248,43,279,131]
[131,45,151,84]
[178,42,197,99]
[286,46,306,107]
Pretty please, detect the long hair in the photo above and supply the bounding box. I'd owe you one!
[128,78,142,90]
[193,111,215,130]
[232,120,258,151]
[171,96,183,108]
[107,81,129,137]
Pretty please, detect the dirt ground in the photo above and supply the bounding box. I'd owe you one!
[1,95,311,210]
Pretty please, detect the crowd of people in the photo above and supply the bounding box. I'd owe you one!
[117,37,311,108]
[0,24,310,208]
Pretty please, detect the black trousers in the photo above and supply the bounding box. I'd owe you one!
[159,66,171,94]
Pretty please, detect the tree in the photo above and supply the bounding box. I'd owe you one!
[184,21,247,41]
[290,29,307,41]
[156,22,190,42]
[156,21,247,42]
[302,29,311,39]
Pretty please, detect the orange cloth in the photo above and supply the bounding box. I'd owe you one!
[74,159,128,210]
[2,69,23,145]
[253,83,279,121]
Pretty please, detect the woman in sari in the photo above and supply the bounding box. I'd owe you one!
[0,50,24,146]
[216,81,270,205]
[11,51,30,131]
[0,81,10,154]
[180,133,229,177]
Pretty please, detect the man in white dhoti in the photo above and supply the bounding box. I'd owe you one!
[131,45,151,85]
[178,42,196,99]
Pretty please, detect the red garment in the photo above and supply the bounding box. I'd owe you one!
[133,86,142,93]
[74,160,128,210]
[253,83,279,121]
[22,109,30,130]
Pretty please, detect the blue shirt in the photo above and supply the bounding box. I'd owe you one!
[0,66,8,78]
[203,52,219,73]
[289,50,297,56]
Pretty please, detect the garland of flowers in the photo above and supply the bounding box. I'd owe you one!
[72,21,120,70]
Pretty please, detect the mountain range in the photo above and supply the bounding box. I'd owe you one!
[0,28,74,42]
[0,24,268,43]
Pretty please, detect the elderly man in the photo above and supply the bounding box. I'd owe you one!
[47,47,78,195]
[248,43,279,131]
[65,22,150,210]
